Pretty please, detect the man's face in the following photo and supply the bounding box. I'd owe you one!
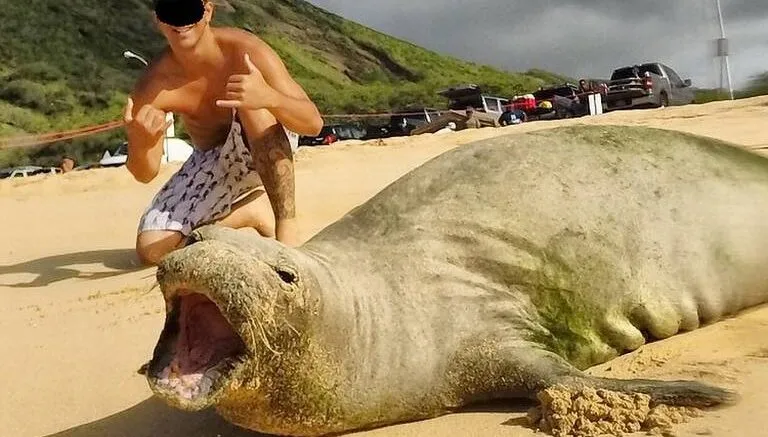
[157,20,206,50]
[154,1,212,50]
[60,158,74,172]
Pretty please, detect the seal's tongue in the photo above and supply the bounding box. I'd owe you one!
[150,292,246,403]
[174,293,241,374]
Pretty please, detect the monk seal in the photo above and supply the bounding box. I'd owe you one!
[141,125,768,436]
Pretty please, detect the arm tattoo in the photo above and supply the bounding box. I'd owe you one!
[249,124,296,220]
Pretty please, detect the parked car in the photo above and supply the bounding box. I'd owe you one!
[385,107,444,137]
[100,142,130,167]
[0,166,61,179]
[603,63,694,111]
[529,83,587,120]
[439,84,509,118]
[299,123,368,147]
[99,137,194,167]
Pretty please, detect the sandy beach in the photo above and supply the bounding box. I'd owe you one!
[2,96,768,437]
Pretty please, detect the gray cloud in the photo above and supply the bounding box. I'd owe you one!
[309,0,768,89]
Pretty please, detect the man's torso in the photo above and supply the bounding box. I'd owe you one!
[148,28,255,152]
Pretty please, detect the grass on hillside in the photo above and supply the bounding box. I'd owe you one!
[7,0,727,169]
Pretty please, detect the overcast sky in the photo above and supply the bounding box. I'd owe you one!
[308,0,767,90]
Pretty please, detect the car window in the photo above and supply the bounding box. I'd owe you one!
[644,64,663,76]
[534,86,576,100]
[404,116,427,125]
[611,65,661,80]
[611,68,636,80]
[663,66,684,86]
[351,126,366,139]
[448,96,484,111]
[485,98,500,112]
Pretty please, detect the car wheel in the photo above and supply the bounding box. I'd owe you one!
[659,92,669,108]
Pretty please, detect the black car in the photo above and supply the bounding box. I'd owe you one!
[526,83,589,120]
[299,123,367,147]
[385,108,444,137]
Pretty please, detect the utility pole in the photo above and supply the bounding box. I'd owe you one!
[123,50,149,67]
[715,0,734,100]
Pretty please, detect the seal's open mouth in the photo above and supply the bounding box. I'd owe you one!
[147,290,246,406]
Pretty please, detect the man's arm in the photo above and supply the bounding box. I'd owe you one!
[124,71,173,184]
[217,34,323,137]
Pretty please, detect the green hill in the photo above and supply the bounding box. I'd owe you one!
[693,71,768,104]
[0,0,572,167]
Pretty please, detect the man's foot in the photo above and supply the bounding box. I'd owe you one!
[218,189,276,238]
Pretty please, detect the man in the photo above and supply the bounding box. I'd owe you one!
[464,106,482,129]
[124,0,323,266]
[577,79,591,94]
[498,105,526,126]
[59,156,76,173]
[577,78,592,107]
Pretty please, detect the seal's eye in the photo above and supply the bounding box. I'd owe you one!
[185,232,203,246]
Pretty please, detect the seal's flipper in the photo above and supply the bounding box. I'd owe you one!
[449,345,585,404]
[592,377,739,408]
[466,345,738,410]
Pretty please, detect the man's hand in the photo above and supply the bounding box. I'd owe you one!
[216,54,278,110]
[123,97,172,148]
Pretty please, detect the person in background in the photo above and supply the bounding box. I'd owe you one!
[465,106,482,129]
[60,156,76,173]
[578,79,593,106]
[498,105,526,126]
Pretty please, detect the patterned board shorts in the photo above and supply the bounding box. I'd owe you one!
[137,115,299,237]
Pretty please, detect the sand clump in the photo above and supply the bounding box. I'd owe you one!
[527,385,702,437]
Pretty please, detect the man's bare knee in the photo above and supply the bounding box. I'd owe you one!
[136,231,184,266]
[238,110,290,153]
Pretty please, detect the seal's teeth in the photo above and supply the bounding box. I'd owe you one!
[200,376,214,396]
[181,373,204,389]
[180,387,192,399]
[206,368,221,381]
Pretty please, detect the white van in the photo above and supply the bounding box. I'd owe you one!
[100,137,194,167]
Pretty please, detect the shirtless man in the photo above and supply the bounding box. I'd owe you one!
[124,0,323,266]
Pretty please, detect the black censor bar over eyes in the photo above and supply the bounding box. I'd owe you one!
[153,0,205,27]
